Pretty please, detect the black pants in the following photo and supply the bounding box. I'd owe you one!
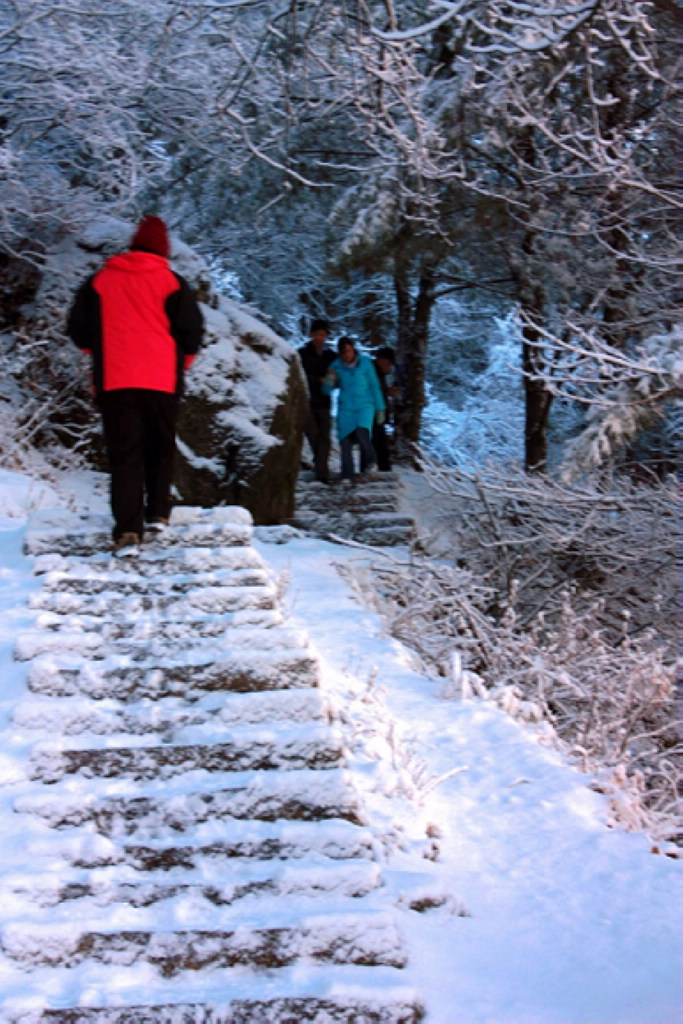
[340,427,377,481]
[360,422,391,472]
[100,389,179,541]
[304,404,331,482]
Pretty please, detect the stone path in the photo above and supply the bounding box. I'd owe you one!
[1,507,423,1023]
[293,472,414,546]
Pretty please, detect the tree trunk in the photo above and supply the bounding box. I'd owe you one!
[516,226,552,472]
[522,331,552,472]
[393,256,437,445]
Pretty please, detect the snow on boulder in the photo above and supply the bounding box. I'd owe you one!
[174,287,307,525]
[34,217,307,525]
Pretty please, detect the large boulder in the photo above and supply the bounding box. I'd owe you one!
[32,216,307,525]
[174,294,308,525]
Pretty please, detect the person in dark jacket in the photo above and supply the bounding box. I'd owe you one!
[67,215,204,551]
[370,346,397,472]
[360,346,407,473]
[298,318,336,484]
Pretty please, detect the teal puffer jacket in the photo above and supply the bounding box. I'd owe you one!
[324,354,385,440]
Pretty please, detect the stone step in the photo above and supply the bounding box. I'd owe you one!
[298,474,400,492]
[29,583,277,617]
[353,522,414,545]
[16,610,284,658]
[33,546,266,579]
[29,604,281,639]
[24,507,253,555]
[294,512,414,545]
[36,563,270,595]
[26,646,319,699]
[13,689,330,736]
[29,724,344,781]
[297,490,397,507]
[295,509,413,529]
[294,470,414,547]
[15,768,366,834]
[358,511,413,525]
[15,622,308,663]
[25,521,252,558]
[32,995,424,1023]
[25,505,251,530]
[10,859,382,909]
[295,494,397,514]
[2,911,406,973]
[63,818,376,869]
[7,510,422,1020]
[30,546,265,581]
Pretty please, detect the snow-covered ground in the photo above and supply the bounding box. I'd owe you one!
[0,466,680,1023]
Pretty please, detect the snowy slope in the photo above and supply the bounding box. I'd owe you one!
[253,532,682,1024]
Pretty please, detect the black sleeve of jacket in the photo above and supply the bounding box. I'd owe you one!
[66,276,101,352]
[66,276,105,395]
[166,274,204,356]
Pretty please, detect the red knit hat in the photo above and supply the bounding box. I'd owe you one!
[130,216,170,258]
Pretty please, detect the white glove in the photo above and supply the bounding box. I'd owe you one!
[375,409,386,425]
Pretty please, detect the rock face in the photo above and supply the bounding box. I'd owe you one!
[35,216,308,526]
[174,297,308,526]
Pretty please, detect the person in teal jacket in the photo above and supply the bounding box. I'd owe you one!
[323,336,385,485]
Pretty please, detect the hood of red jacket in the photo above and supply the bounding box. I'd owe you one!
[104,251,169,274]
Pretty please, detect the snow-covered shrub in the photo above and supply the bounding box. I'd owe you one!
[0,318,96,481]
[344,457,679,842]
[416,454,677,647]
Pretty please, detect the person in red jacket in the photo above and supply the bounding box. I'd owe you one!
[67,215,204,552]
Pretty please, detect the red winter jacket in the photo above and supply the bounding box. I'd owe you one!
[67,251,204,396]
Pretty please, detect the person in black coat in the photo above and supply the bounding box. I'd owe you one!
[361,346,401,473]
[298,318,336,483]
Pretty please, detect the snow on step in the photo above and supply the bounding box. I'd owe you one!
[49,818,376,873]
[353,517,415,543]
[24,604,282,644]
[31,994,423,1023]
[23,507,253,557]
[16,767,367,833]
[13,689,329,736]
[15,620,312,662]
[29,582,277,616]
[3,910,406,973]
[28,543,267,588]
[25,647,319,699]
[25,522,252,558]
[33,546,266,580]
[5,869,384,933]
[10,859,382,909]
[29,723,344,781]
[0,962,424,1022]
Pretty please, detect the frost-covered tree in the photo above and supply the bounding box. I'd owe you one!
[1,0,678,471]
[346,0,681,470]
[1,2,216,258]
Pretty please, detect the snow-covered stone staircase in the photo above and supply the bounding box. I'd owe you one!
[1,507,423,1023]
[293,472,414,546]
